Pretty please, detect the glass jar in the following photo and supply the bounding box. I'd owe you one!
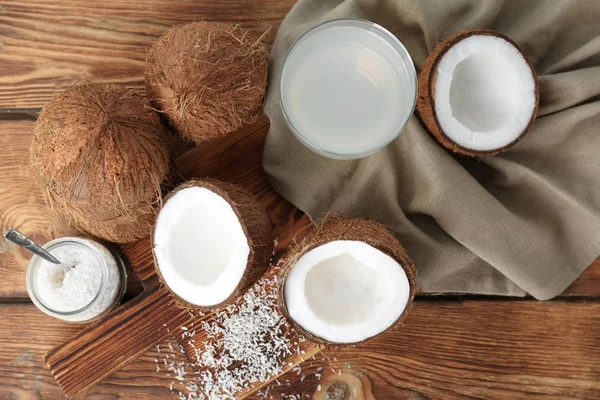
[26,237,127,323]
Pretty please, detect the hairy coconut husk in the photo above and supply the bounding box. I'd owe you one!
[153,179,273,310]
[278,215,417,346]
[31,82,170,243]
[416,29,539,156]
[145,21,269,144]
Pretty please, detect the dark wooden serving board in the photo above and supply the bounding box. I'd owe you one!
[44,115,316,398]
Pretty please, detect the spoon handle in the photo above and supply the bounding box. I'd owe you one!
[4,228,61,264]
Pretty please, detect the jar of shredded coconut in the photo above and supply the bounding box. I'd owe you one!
[26,237,127,323]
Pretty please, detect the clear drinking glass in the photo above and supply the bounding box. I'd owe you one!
[279,18,418,159]
[25,237,127,323]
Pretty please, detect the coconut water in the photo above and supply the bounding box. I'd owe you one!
[280,20,417,158]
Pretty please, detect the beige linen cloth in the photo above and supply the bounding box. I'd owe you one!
[263,0,600,299]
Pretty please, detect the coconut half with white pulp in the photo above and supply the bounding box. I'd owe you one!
[417,30,539,156]
[279,217,416,344]
[153,179,272,309]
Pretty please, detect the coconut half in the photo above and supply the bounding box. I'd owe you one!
[279,217,416,344]
[153,179,272,309]
[417,30,539,156]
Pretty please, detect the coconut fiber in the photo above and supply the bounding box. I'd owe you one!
[263,0,600,299]
[31,82,169,243]
[145,21,268,144]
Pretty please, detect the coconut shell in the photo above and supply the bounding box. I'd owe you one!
[153,179,273,310]
[416,29,539,156]
[145,21,269,144]
[30,82,169,243]
[278,216,417,346]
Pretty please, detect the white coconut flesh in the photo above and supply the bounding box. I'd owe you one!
[153,187,250,306]
[284,240,410,343]
[434,35,536,151]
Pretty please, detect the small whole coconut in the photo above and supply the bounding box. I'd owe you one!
[417,29,539,156]
[153,179,273,310]
[279,216,416,345]
[31,82,169,243]
[145,21,269,144]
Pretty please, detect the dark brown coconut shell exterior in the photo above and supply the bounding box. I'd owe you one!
[153,179,273,310]
[278,216,417,346]
[30,82,169,243]
[416,29,539,156]
[145,21,269,144]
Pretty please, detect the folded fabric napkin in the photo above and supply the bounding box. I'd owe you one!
[263,0,600,299]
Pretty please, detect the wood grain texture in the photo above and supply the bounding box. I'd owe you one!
[45,260,321,398]
[45,288,191,397]
[43,116,313,398]
[0,0,296,109]
[44,235,168,397]
[262,300,600,400]
[0,121,75,298]
[3,300,599,399]
[563,257,600,297]
[0,120,143,299]
[0,303,184,399]
[2,119,599,300]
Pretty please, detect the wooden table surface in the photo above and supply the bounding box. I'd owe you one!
[0,1,599,399]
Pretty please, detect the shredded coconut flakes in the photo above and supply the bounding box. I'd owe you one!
[155,276,317,400]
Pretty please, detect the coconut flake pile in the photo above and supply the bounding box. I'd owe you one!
[155,275,311,399]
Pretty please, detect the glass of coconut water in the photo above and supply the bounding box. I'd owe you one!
[279,18,417,159]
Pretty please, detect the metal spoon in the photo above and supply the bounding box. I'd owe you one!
[3,228,61,264]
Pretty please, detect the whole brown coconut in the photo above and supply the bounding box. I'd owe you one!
[31,82,169,243]
[278,216,417,345]
[152,179,273,310]
[417,29,539,156]
[145,21,269,144]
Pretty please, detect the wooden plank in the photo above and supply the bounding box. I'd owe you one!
[40,263,321,398]
[0,121,75,298]
[0,120,143,299]
[42,116,314,398]
[42,236,168,396]
[172,266,324,399]
[0,0,296,109]
[2,119,600,299]
[257,300,600,400]
[2,301,599,398]
[563,257,600,297]
[0,303,179,399]
[45,288,190,396]
[176,115,312,247]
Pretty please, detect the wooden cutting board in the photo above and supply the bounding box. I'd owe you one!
[44,115,317,398]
